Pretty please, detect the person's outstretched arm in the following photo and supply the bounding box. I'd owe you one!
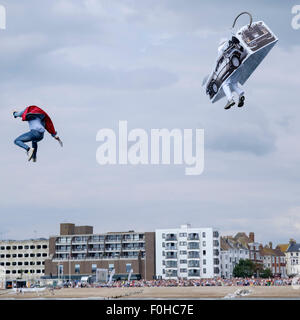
[52,134,63,147]
[12,109,25,118]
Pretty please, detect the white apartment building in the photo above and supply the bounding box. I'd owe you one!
[0,239,49,282]
[155,224,221,279]
[286,240,300,276]
[220,237,249,279]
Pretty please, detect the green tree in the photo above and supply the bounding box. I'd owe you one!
[233,259,256,278]
[260,268,272,278]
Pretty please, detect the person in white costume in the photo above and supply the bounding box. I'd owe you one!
[217,38,245,110]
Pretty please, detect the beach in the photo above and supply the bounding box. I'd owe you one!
[1,286,300,299]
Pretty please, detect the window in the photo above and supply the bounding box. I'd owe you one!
[12,246,17,250]
[36,253,41,257]
[179,242,187,246]
[42,245,48,249]
[180,260,187,264]
[6,262,10,266]
[24,262,29,266]
[213,231,219,238]
[203,250,206,256]
[180,268,187,273]
[42,253,47,257]
[18,254,23,258]
[30,254,35,257]
[24,246,29,249]
[30,245,35,249]
[165,260,177,268]
[203,268,206,274]
[179,233,187,237]
[30,262,35,266]
[37,270,41,273]
[188,251,200,259]
[202,241,206,247]
[0,255,4,258]
[188,260,200,267]
[12,254,17,258]
[6,254,10,258]
[180,250,187,255]
[37,261,41,265]
[18,262,22,266]
[213,240,219,247]
[162,233,165,239]
[203,259,206,265]
[75,264,80,274]
[202,232,206,238]
[18,246,23,250]
[188,242,199,250]
[108,264,114,272]
[0,246,4,250]
[37,245,41,249]
[126,264,132,273]
[92,264,97,274]
[6,246,11,250]
[12,262,16,266]
[24,254,29,258]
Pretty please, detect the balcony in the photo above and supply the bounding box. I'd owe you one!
[165,234,177,241]
[187,234,199,241]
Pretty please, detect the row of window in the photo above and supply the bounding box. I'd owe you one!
[0,253,47,258]
[163,258,220,267]
[163,240,219,249]
[163,231,219,240]
[0,261,45,266]
[163,267,220,276]
[5,269,44,274]
[0,245,48,251]
[57,263,132,275]
[57,234,145,244]
[290,253,299,257]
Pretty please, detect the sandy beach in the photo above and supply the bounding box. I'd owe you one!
[1,286,300,299]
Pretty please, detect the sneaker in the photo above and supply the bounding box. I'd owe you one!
[238,96,245,107]
[224,100,235,110]
[27,148,35,161]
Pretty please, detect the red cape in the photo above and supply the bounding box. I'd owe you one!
[22,106,56,136]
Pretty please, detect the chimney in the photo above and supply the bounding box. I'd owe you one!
[249,232,255,242]
[269,242,272,249]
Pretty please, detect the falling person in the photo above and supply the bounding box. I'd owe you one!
[13,105,62,162]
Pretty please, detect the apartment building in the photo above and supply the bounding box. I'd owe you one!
[220,234,250,278]
[44,223,155,280]
[155,224,221,279]
[260,242,287,277]
[0,239,49,281]
[285,239,300,276]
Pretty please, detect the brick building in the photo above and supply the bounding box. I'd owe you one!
[44,223,155,281]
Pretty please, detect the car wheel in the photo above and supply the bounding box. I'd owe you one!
[211,81,218,94]
[230,55,240,68]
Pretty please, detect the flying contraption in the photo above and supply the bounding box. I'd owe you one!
[203,12,278,103]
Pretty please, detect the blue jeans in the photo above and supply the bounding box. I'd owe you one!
[14,130,44,158]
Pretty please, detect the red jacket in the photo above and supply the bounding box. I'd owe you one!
[22,106,57,136]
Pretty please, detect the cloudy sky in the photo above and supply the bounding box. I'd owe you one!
[0,0,299,244]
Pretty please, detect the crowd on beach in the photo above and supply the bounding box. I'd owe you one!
[63,277,300,288]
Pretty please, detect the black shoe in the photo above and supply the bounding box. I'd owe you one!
[224,100,235,110]
[238,96,245,107]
